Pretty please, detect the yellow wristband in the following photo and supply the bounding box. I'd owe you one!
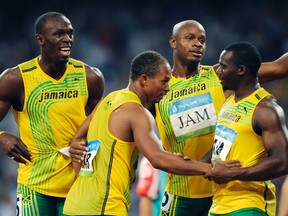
[0,131,5,135]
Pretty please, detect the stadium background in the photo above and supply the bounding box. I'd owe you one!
[0,0,287,215]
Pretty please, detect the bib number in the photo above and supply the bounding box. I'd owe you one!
[161,191,174,212]
[80,140,100,176]
[212,124,237,162]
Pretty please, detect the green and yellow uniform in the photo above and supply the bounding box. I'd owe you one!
[15,57,88,216]
[64,89,140,216]
[210,88,276,216]
[156,66,225,215]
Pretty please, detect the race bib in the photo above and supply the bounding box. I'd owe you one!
[212,124,237,162]
[16,194,22,216]
[161,191,174,212]
[168,92,216,142]
[80,140,100,176]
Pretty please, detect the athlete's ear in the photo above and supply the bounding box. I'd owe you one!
[238,65,246,76]
[35,34,45,46]
[169,36,177,49]
[139,74,148,87]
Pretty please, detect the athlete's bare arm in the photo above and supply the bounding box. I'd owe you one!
[69,103,101,175]
[0,67,32,164]
[206,97,288,183]
[258,53,288,83]
[126,103,212,175]
[85,65,105,115]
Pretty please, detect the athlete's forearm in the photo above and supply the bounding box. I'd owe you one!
[230,157,287,181]
[151,151,212,176]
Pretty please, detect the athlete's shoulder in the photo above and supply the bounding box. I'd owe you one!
[0,65,23,102]
[87,66,104,81]
[1,57,30,81]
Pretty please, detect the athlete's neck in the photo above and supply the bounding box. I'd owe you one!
[234,82,260,102]
[38,56,68,80]
[172,62,200,79]
[127,82,148,108]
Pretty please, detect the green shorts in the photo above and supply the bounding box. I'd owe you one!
[17,184,67,216]
[209,208,268,216]
[161,191,212,216]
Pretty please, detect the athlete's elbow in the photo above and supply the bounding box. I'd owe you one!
[273,158,288,177]
[149,156,169,172]
[149,158,164,170]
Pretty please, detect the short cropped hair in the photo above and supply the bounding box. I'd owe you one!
[130,50,169,81]
[34,11,64,34]
[224,41,261,77]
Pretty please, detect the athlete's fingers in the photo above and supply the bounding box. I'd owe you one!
[218,160,242,168]
[71,158,83,164]
[183,156,192,161]
[69,148,86,163]
[7,142,32,165]
[9,151,30,165]
[69,147,87,158]
[173,152,183,157]
[70,140,87,152]
[16,142,33,162]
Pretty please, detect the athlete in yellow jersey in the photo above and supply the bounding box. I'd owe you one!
[206,42,288,216]
[156,66,225,214]
[0,12,104,216]
[64,51,242,216]
[16,57,90,196]
[157,20,288,216]
[65,89,141,215]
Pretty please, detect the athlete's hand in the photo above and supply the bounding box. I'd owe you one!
[217,160,242,168]
[173,152,192,161]
[0,132,32,165]
[69,138,88,164]
[205,160,242,184]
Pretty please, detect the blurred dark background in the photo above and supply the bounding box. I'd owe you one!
[0,0,287,215]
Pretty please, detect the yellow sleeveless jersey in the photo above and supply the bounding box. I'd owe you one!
[211,88,276,215]
[64,89,141,216]
[15,57,88,197]
[156,65,225,198]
